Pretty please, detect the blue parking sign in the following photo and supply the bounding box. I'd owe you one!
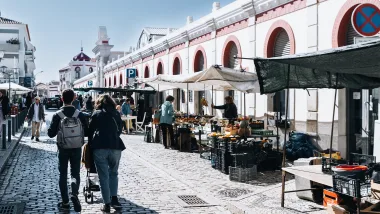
[126,68,137,78]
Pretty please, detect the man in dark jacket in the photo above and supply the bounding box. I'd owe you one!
[47,89,88,212]
[27,97,45,142]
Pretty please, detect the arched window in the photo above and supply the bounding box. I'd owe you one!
[108,77,111,88]
[119,74,123,85]
[104,79,107,87]
[114,76,116,86]
[223,42,239,69]
[157,62,163,75]
[144,66,150,78]
[194,50,205,72]
[173,57,181,75]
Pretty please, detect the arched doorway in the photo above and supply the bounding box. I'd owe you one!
[108,77,111,88]
[156,61,164,106]
[332,1,380,156]
[173,56,182,110]
[193,47,207,114]
[222,36,242,113]
[114,76,116,86]
[119,73,123,86]
[104,79,107,87]
[264,20,296,120]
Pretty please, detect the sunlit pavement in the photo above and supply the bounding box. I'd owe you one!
[0,109,327,213]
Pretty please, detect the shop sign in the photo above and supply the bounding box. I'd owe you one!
[353,92,361,100]
[352,3,380,37]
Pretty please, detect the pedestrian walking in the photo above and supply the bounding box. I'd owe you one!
[26,97,45,142]
[78,95,84,109]
[0,91,9,136]
[47,89,89,212]
[25,93,32,109]
[72,93,81,111]
[159,95,175,149]
[88,94,125,212]
[85,96,94,111]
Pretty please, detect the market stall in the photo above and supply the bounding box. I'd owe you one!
[253,39,380,213]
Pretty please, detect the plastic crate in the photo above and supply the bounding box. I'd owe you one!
[219,149,231,174]
[231,153,255,168]
[252,129,273,136]
[229,166,257,182]
[332,174,371,198]
[249,120,264,130]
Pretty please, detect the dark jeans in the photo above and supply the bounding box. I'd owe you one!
[160,123,174,148]
[58,148,82,203]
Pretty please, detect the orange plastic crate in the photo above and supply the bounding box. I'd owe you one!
[323,189,340,207]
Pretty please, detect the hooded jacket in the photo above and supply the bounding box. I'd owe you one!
[159,101,174,125]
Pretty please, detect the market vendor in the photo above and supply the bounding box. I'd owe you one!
[211,96,237,119]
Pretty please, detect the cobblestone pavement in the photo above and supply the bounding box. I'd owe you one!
[0,110,228,214]
[120,134,328,214]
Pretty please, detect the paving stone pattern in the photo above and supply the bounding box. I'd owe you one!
[121,134,328,214]
[0,114,227,213]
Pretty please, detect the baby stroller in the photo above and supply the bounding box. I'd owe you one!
[82,142,100,203]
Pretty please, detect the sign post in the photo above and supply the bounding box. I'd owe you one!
[352,3,380,37]
[126,68,137,86]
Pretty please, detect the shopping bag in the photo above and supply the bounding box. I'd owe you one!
[23,121,31,129]
[40,122,47,133]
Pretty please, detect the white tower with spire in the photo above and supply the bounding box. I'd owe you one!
[92,26,113,87]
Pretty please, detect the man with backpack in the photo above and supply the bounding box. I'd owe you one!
[48,89,88,212]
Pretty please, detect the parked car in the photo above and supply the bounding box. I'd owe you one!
[45,97,60,109]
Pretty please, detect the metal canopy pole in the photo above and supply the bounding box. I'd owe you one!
[187,83,189,118]
[281,64,291,208]
[329,75,339,161]
[244,93,246,117]
[212,85,214,115]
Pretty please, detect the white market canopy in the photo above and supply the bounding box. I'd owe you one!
[139,65,260,93]
[0,82,32,95]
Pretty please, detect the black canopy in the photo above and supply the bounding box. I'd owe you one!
[254,39,380,94]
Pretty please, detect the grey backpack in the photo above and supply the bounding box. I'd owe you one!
[57,110,84,149]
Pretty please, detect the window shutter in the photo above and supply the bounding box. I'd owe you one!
[347,18,361,45]
[228,43,239,69]
[273,29,290,57]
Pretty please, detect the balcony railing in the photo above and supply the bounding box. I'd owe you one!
[0,43,20,52]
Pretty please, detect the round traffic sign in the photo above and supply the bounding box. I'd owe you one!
[352,3,380,37]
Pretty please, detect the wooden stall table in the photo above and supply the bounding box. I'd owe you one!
[121,115,137,134]
[281,165,333,207]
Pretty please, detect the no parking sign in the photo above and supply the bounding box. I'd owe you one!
[352,3,380,37]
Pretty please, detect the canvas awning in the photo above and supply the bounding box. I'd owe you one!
[140,65,260,93]
[0,82,32,95]
[254,39,380,94]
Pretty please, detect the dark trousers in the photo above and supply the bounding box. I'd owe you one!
[58,148,82,203]
[160,124,174,148]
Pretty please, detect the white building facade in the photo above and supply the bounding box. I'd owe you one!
[75,0,380,158]
[59,48,96,92]
[0,15,36,88]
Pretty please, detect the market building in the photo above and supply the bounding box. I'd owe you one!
[74,0,380,159]
[0,13,36,88]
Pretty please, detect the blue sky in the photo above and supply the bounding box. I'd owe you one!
[1,0,232,83]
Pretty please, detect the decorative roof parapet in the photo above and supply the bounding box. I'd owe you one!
[104,0,282,72]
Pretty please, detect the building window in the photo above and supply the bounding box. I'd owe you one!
[157,62,163,75]
[173,57,181,75]
[75,71,80,79]
[188,90,193,102]
[194,50,205,72]
[144,66,150,78]
[120,74,123,85]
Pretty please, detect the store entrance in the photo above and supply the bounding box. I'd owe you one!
[347,89,374,156]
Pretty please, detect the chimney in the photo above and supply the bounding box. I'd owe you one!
[212,2,220,12]
[187,16,193,25]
